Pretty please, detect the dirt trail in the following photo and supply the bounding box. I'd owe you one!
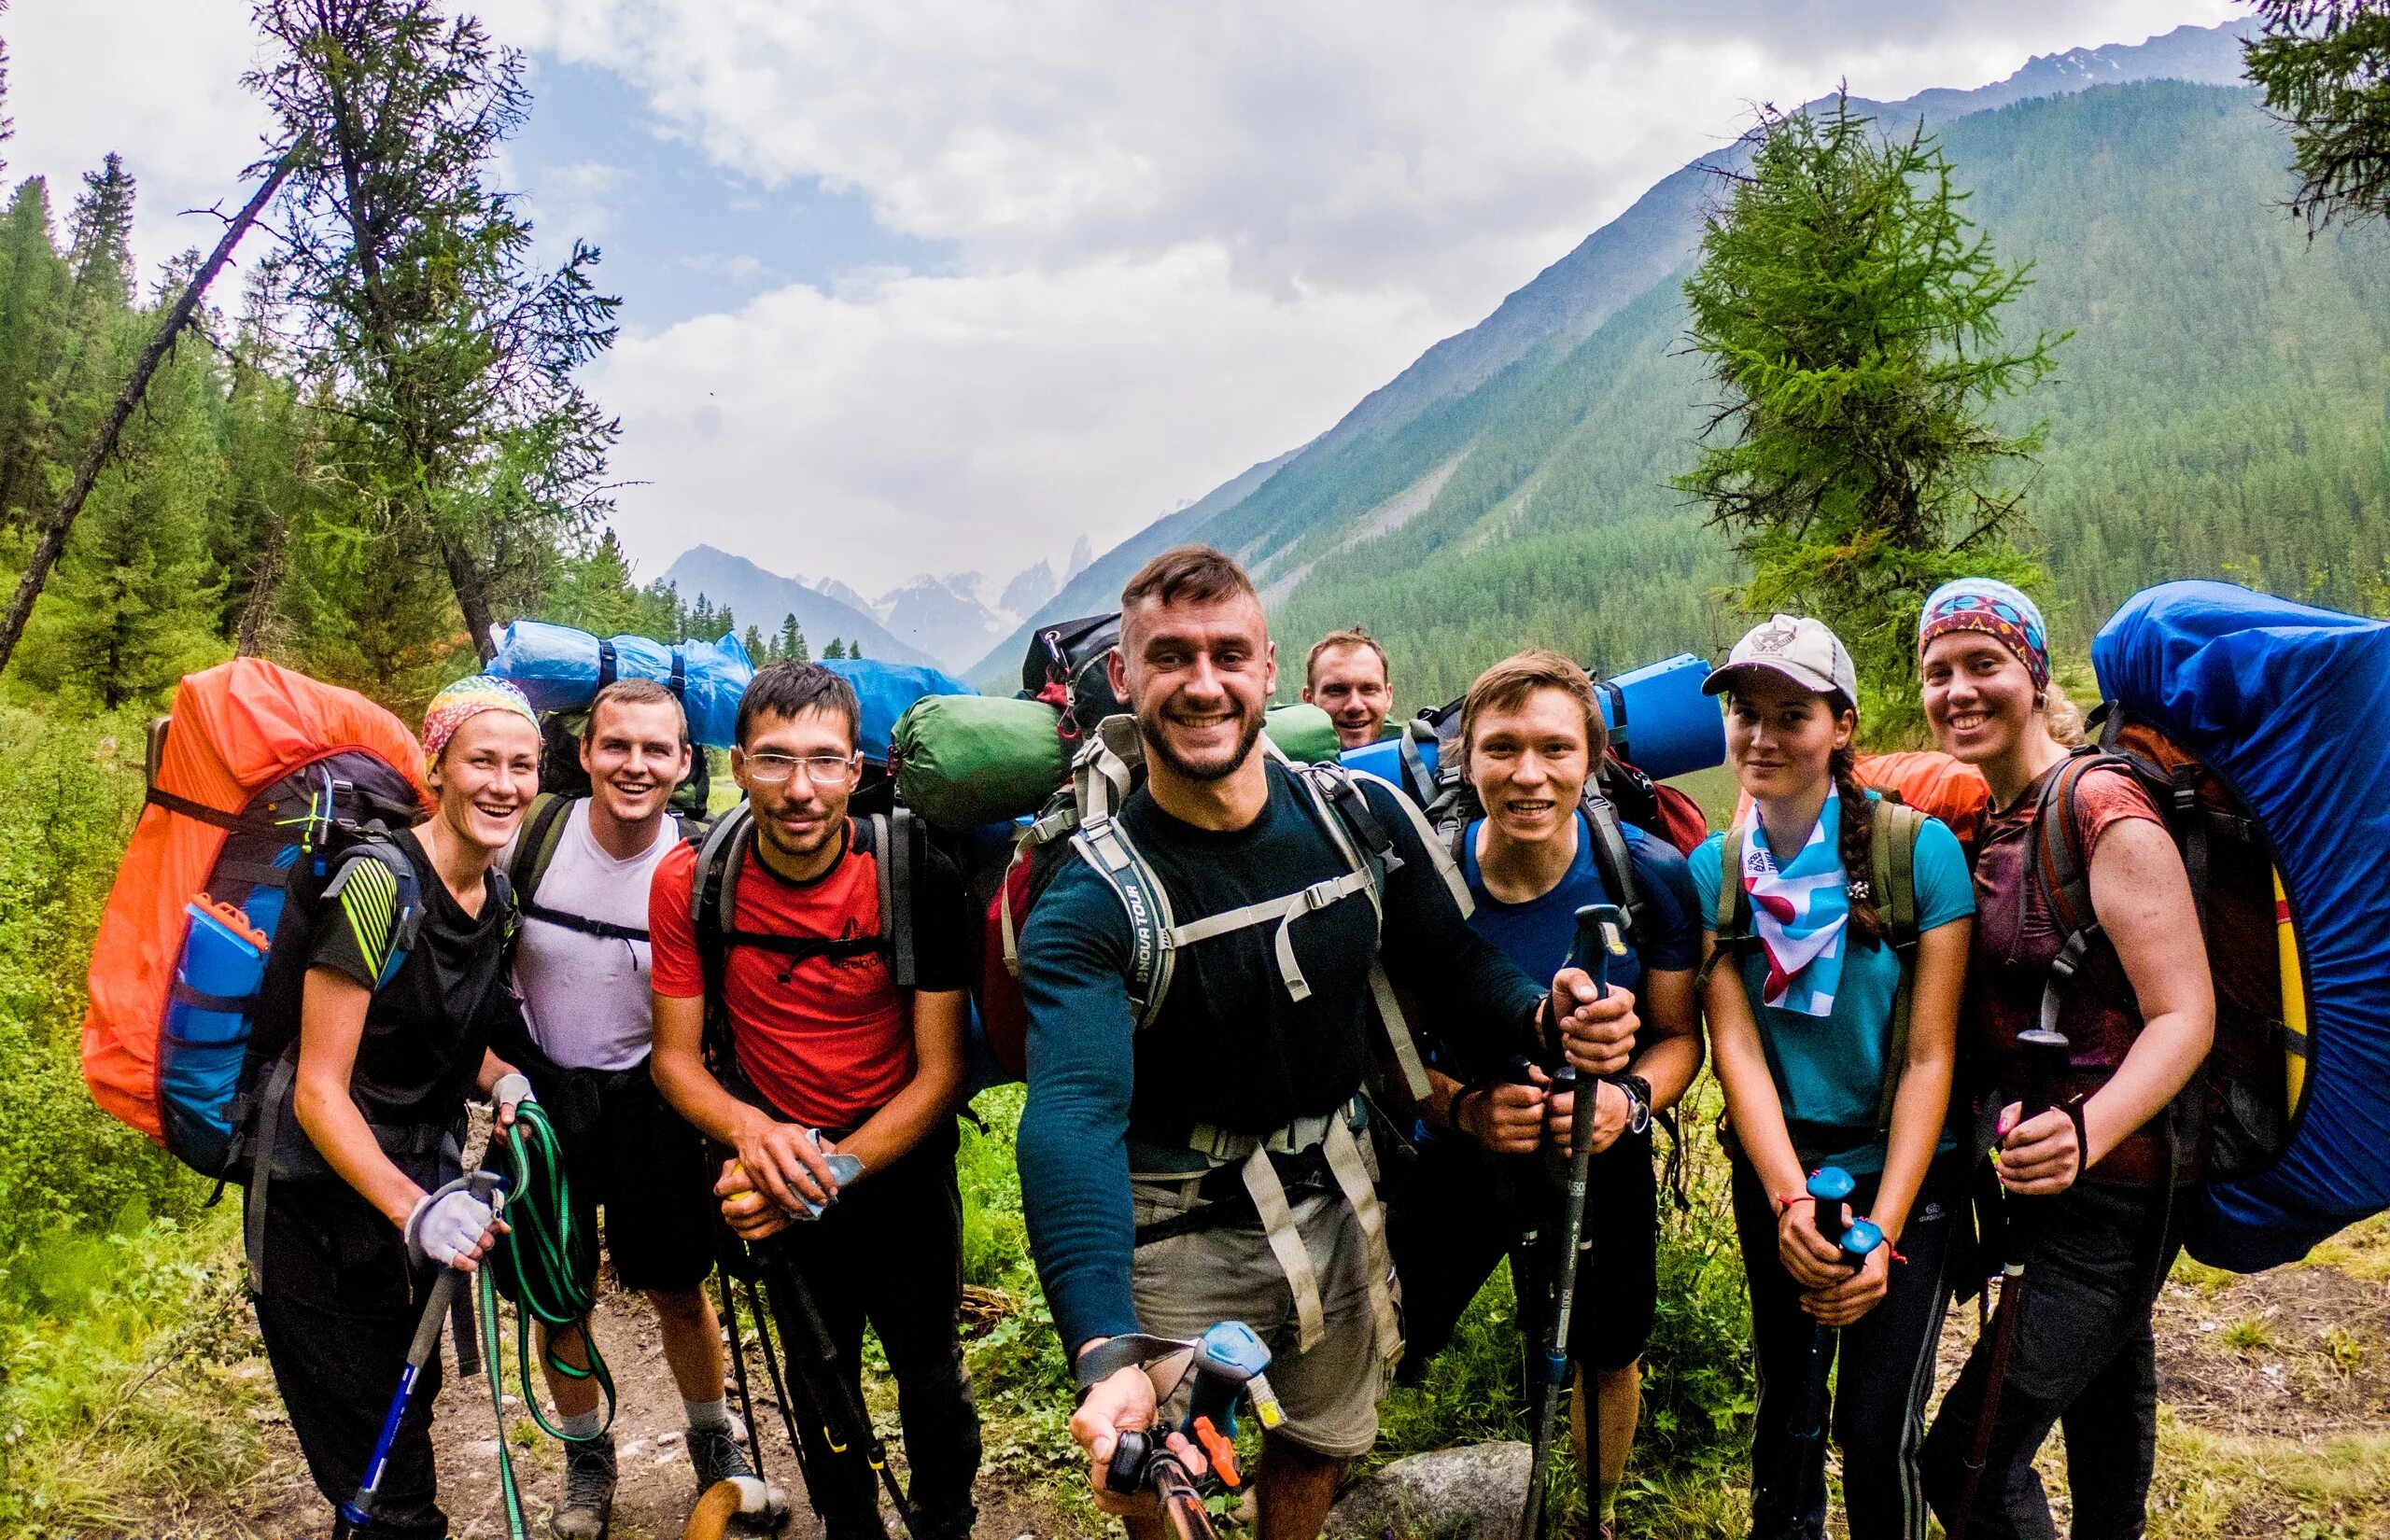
[229,1278,1072,1540]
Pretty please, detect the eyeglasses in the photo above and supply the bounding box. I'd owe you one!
[742,752,860,788]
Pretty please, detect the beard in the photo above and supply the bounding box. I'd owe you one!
[1139,700,1266,783]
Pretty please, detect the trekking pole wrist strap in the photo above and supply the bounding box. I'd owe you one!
[1074,1333,1189,1401]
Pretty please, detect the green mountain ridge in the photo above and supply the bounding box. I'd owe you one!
[972,23,2390,708]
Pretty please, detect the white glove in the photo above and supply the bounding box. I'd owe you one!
[404,1177,501,1267]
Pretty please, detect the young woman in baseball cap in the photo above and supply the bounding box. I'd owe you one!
[1692,615,1975,1540]
[1914,580,2214,1540]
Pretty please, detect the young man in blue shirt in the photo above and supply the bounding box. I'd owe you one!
[1387,651,1706,1540]
[1016,549,1642,1540]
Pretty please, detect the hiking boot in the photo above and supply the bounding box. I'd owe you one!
[549,1432,616,1540]
[688,1422,791,1529]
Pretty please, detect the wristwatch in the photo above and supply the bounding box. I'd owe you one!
[1615,1073,1653,1137]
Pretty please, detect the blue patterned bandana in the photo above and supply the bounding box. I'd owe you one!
[1918,579,2050,692]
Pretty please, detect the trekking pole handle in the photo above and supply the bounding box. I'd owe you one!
[1568,903,1630,999]
[1806,1166,1855,1250]
[2015,1028,2071,1122]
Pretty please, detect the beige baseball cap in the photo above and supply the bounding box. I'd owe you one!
[1703,614,1859,706]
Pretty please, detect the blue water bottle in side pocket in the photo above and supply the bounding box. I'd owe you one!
[160,897,269,1171]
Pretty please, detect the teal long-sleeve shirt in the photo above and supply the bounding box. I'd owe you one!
[1015,763,1548,1355]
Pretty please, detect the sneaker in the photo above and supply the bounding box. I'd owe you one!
[549,1432,616,1540]
[688,1422,792,1529]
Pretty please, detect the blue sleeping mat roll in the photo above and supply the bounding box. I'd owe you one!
[2092,581,2390,1271]
[488,621,754,748]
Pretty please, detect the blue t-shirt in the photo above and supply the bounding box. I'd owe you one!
[1422,811,1702,1142]
[1690,798,1973,1174]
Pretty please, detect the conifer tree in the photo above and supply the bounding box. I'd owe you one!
[1674,92,2063,719]
[2247,3,2390,230]
[779,611,808,663]
[64,153,134,302]
[248,0,620,662]
[823,637,847,660]
[742,622,767,665]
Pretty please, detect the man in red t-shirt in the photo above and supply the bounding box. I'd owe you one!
[651,663,980,1540]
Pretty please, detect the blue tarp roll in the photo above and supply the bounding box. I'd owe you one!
[822,658,976,764]
[2093,581,2390,1271]
[487,622,754,748]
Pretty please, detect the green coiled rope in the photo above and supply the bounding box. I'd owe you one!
[475,1096,615,1540]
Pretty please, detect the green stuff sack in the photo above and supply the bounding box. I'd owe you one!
[893,698,1343,829]
[1260,702,1340,765]
[893,695,1067,829]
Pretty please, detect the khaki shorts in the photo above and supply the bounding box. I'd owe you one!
[1129,1174,1391,1459]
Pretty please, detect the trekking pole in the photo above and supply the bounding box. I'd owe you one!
[1519,903,1631,1540]
[1103,1322,1284,1540]
[340,1171,506,1534]
[1950,1026,2073,1540]
[760,1245,921,1539]
[1753,1166,1886,1540]
[716,1267,769,1480]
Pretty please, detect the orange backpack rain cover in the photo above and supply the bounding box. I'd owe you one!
[81,658,430,1143]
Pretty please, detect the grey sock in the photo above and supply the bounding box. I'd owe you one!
[559,1407,604,1442]
[683,1395,732,1434]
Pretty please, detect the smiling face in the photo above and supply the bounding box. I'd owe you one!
[732,704,858,866]
[1303,643,1393,750]
[582,696,692,827]
[1921,631,2040,765]
[1466,685,1591,848]
[1723,671,1851,803]
[429,710,541,854]
[1111,589,1277,783]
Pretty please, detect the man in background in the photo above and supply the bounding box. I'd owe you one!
[1301,627,1395,750]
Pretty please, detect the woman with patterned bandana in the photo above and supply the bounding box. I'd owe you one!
[250,676,541,1540]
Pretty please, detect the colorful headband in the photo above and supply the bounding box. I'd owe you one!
[1917,578,2050,693]
[422,674,540,759]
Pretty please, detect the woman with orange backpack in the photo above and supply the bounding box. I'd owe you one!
[251,677,543,1540]
[1694,615,1975,1540]
[1913,579,2215,1540]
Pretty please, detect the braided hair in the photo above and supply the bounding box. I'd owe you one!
[1828,742,1885,945]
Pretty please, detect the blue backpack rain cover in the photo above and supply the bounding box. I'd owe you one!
[2092,580,2390,1271]
[822,657,975,764]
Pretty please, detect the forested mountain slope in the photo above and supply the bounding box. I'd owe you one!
[971,24,2269,693]
[1271,80,2390,707]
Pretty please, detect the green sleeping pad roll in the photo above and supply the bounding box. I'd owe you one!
[892,698,1342,829]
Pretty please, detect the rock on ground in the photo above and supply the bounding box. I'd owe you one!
[1326,1441,1530,1540]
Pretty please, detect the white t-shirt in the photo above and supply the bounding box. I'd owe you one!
[511,799,679,1072]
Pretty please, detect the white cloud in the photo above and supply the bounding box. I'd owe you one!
[590,245,1445,592]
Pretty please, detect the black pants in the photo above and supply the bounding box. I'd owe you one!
[1921,1180,2184,1540]
[250,1175,453,1540]
[1732,1155,1958,1540]
[755,1120,981,1540]
[1388,1129,1659,1391]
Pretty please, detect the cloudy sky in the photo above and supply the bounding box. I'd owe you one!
[7,0,2238,596]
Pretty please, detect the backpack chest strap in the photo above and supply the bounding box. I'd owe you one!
[1164,869,1376,1004]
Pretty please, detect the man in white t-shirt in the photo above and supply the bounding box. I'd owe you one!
[506,679,783,1540]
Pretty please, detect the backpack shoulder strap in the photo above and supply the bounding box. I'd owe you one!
[1070,812,1178,1031]
[1295,762,1437,1104]
[510,791,575,909]
[1693,824,1750,997]
[321,832,426,990]
[688,802,753,1057]
[1871,800,1926,1136]
[863,809,920,990]
[1581,791,1655,956]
